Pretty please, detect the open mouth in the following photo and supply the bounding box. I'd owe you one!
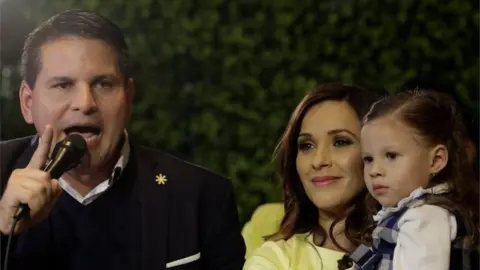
[64,126,102,142]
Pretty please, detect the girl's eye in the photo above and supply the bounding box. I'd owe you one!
[386,152,397,160]
[363,156,373,164]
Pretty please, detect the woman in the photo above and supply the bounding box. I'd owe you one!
[243,83,381,269]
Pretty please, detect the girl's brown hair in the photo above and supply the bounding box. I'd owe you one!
[363,88,479,248]
[267,83,381,251]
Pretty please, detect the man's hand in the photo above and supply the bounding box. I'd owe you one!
[0,125,63,235]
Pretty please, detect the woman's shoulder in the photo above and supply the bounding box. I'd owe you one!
[243,233,345,270]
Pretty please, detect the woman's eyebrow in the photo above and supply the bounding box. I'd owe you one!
[328,129,359,141]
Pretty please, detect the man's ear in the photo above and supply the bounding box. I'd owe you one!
[19,80,34,124]
[429,144,448,175]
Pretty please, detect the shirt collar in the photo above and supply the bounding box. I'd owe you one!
[373,183,450,223]
[110,130,130,183]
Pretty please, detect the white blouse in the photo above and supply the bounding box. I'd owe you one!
[350,183,457,270]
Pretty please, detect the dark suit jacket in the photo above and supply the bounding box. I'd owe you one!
[0,136,246,270]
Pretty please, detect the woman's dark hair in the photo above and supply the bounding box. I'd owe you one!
[267,83,382,252]
[363,88,479,248]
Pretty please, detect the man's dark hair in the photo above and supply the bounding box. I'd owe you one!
[20,9,130,88]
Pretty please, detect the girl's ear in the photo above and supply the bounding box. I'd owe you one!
[429,144,448,175]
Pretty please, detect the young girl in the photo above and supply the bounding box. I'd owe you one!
[339,89,479,269]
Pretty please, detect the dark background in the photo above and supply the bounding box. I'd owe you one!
[1,0,478,224]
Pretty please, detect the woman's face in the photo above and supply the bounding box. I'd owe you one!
[296,100,364,214]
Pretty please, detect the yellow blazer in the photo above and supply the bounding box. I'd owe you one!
[241,203,285,259]
[243,232,345,270]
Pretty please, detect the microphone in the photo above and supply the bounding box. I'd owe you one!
[14,133,87,220]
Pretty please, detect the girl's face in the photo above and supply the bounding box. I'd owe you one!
[361,116,440,207]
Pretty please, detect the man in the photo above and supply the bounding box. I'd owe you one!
[0,9,245,270]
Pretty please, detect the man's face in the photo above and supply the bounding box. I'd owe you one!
[20,36,133,172]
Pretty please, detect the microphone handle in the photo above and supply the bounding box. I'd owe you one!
[14,160,54,220]
[14,204,29,220]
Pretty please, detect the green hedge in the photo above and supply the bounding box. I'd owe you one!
[1,0,478,224]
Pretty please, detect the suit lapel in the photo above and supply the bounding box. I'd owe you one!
[0,136,36,194]
[133,145,170,270]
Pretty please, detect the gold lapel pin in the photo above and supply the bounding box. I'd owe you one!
[155,173,168,185]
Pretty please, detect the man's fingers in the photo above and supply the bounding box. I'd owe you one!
[48,126,62,161]
[50,179,63,203]
[18,177,52,205]
[12,188,45,213]
[27,125,54,169]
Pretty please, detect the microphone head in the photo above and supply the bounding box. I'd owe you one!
[47,134,88,178]
[63,133,87,155]
[51,134,87,159]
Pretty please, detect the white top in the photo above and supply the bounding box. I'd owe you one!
[391,203,457,270]
[350,183,457,270]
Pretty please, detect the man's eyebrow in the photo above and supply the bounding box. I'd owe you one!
[46,76,73,85]
[90,74,121,83]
